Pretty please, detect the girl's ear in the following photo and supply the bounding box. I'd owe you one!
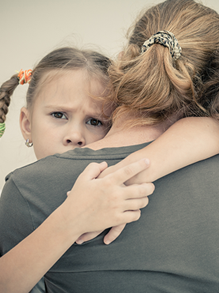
[20,107,32,141]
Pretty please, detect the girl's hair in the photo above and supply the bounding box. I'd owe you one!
[108,0,219,126]
[0,47,111,123]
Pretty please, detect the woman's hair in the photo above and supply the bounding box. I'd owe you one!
[0,47,111,123]
[108,0,219,126]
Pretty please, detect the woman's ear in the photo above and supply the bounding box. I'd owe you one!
[20,107,32,141]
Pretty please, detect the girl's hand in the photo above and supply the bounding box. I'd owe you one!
[73,159,154,244]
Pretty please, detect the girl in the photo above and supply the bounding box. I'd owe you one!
[0,44,218,292]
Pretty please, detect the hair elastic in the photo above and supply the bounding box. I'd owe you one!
[141,30,182,60]
[0,122,5,138]
[18,69,32,85]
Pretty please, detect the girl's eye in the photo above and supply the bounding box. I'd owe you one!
[87,118,103,126]
[51,112,67,119]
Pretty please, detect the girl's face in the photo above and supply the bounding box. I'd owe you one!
[20,69,110,160]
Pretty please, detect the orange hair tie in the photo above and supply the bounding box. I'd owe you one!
[18,69,32,85]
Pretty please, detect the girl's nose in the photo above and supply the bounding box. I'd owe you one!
[63,128,86,148]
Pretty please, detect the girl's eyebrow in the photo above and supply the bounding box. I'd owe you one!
[44,104,74,110]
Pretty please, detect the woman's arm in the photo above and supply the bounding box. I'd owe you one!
[103,117,219,184]
[0,160,153,293]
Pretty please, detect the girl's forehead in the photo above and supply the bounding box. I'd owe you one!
[32,69,107,108]
[41,69,105,90]
[33,69,105,99]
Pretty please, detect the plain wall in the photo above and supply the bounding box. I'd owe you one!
[1,0,219,190]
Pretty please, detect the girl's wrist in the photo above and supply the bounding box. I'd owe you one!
[49,203,82,247]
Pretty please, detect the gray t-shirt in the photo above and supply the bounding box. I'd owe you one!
[0,143,219,293]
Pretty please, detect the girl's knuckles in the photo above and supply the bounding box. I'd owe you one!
[123,165,134,178]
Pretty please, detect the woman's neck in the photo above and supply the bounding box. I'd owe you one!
[87,114,175,150]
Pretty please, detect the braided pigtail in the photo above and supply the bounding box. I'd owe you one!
[0,70,32,137]
[0,74,19,137]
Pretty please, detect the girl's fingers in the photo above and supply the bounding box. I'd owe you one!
[103,224,126,245]
[76,231,102,244]
[78,161,108,181]
[106,159,150,185]
[124,196,149,211]
[123,182,155,200]
[122,209,142,223]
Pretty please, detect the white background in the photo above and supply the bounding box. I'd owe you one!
[1,0,219,190]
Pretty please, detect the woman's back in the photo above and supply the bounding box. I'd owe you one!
[1,144,219,292]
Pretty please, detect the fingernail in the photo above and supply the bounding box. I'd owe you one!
[76,239,83,245]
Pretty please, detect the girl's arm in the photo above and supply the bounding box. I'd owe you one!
[0,160,153,293]
[77,117,219,245]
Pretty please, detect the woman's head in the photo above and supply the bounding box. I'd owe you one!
[0,47,112,159]
[108,0,219,126]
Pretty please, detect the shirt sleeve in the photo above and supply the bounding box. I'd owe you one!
[0,175,34,256]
